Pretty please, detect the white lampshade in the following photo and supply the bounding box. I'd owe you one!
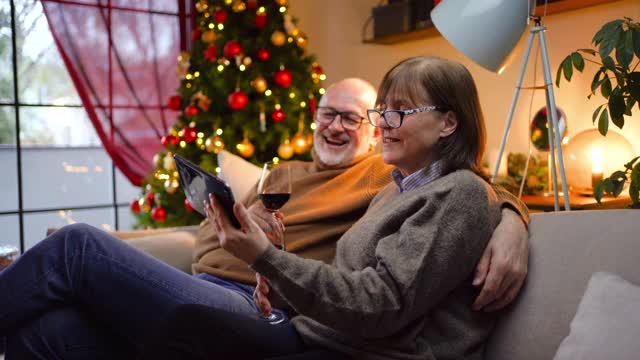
[431,0,531,73]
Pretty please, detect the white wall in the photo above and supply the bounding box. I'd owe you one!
[289,0,640,160]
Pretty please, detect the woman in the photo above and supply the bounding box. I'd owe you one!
[138,56,508,360]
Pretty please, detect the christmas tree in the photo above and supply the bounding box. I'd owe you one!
[131,0,326,228]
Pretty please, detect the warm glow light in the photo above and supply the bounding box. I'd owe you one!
[258,6,266,13]
[319,88,325,95]
[279,6,286,13]
[272,157,280,164]
[215,167,221,174]
[185,74,193,80]
[180,140,187,148]
[94,166,104,172]
[310,122,317,130]
[289,92,295,98]
[218,23,224,30]
[208,23,215,29]
[194,71,200,77]
[498,65,507,74]
[562,136,569,145]
[300,101,306,107]
[319,74,327,81]
[591,147,603,174]
[186,83,192,88]
[196,138,204,145]
[265,89,272,96]
[63,162,89,173]
[217,65,224,72]
[239,64,246,71]
[216,128,223,135]
[287,37,293,43]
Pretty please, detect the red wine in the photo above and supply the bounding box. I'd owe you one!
[259,193,290,210]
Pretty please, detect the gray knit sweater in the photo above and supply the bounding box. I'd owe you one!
[252,169,504,359]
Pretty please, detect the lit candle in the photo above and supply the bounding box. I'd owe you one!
[591,147,604,188]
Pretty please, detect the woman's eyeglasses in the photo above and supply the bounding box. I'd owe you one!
[366,105,445,129]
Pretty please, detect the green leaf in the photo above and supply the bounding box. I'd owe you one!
[601,77,612,98]
[609,171,627,197]
[625,156,640,170]
[577,48,597,56]
[556,58,567,87]
[616,29,634,70]
[591,70,604,93]
[598,108,609,135]
[608,88,626,128]
[627,81,640,103]
[571,52,585,72]
[592,104,605,124]
[593,19,623,45]
[625,98,636,116]
[630,164,640,205]
[632,27,640,59]
[598,25,622,59]
[593,180,605,203]
[602,56,616,72]
[614,71,625,87]
[562,57,573,82]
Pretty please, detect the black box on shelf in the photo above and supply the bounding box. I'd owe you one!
[372,0,435,39]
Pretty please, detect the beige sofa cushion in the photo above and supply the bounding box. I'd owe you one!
[486,210,640,360]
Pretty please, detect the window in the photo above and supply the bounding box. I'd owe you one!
[0,0,180,252]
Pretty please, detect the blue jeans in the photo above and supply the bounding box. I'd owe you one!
[0,223,287,359]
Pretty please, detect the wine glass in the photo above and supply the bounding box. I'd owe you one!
[256,162,291,324]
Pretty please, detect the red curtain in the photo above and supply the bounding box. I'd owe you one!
[41,0,191,186]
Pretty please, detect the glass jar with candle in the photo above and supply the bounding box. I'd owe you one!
[564,129,635,195]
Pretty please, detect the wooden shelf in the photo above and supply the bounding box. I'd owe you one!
[522,193,631,212]
[363,0,621,45]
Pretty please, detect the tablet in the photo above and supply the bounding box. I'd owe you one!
[173,154,241,228]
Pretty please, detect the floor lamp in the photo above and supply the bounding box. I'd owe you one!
[432,0,571,211]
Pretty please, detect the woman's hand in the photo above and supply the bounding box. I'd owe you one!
[253,273,273,316]
[204,194,271,264]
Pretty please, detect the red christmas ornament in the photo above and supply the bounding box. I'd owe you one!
[185,198,194,212]
[273,69,293,88]
[254,14,268,29]
[182,127,198,143]
[247,0,258,9]
[257,48,270,61]
[185,105,199,117]
[227,90,248,110]
[204,46,218,62]
[271,109,286,123]
[167,95,182,111]
[309,96,317,114]
[223,41,242,59]
[313,65,324,75]
[130,199,141,213]
[191,28,202,41]
[161,135,170,146]
[213,9,228,23]
[161,135,180,146]
[146,191,155,203]
[151,207,166,222]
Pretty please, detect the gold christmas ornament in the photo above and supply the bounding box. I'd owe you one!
[277,139,294,159]
[201,30,217,43]
[291,132,308,154]
[251,76,268,93]
[271,30,286,47]
[163,152,176,171]
[275,0,287,6]
[178,52,190,65]
[242,56,252,66]
[164,178,180,195]
[236,132,255,158]
[232,0,246,12]
[139,197,152,213]
[195,0,209,12]
[205,135,225,153]
[153,153,162,166]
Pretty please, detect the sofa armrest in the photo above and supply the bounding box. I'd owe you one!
[118,226,199,274]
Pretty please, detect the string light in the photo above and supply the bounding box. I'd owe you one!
[216,128,223,135]
[208,23,215,29]
[179,140,187,148]
[194,71,200,78]
[196,138,204,145]
[272,157,280,164]
[289,92,295,98]
[279,6,286,13]
[300,101,307,107]
[287,37,293,43]
[257,6,265,13]
[197,132,204,138]
[265,89,272,96]
[319,88,326,95]
[186,83,192,88]
[217,65,224,72]
[310,122,317,130]
[319,74,327,81]
[218,23,224,30]
[185,74,193,80]
[239,64,246,71]
[215,167,221,174]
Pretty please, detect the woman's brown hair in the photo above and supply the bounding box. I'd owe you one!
[376,56,487,177]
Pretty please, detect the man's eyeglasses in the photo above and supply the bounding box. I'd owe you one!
[366,105,445,129]
[315,106,368,131]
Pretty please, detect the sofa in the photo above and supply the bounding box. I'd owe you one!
[119,209,640,359]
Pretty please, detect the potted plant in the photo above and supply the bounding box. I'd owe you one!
[556,17,639,208]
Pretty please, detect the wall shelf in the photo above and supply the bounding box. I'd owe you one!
[363,0,621,45]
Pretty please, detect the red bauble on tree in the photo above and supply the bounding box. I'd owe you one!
[130,199,141,213]
[146,191,155,203]
[191,28,201,41]
[271,109,286,123]
[227,90,248,110]
[247,0,258,9]
[257,48,270,61]
[223,41,242,59]
[274,69,293,88]
[167,95,182,111]
[182,127,198,143]
[213,9,228,23]
[161,134,179,146]
[151,207,166,222]
[254,14,268,29]
[185,198,194,212]
[204,46,218,62]
[185,105,199,117]
[309,96,317,114]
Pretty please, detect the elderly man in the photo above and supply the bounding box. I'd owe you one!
[0,78,527,359]
[194,77,529,313]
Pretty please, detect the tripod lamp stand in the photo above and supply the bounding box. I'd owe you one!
[431,0,571,211]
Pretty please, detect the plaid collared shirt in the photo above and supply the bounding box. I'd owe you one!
[392,160,444,193]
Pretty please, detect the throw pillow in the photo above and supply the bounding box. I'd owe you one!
[553,271,640,360]
[217,150,264,201]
